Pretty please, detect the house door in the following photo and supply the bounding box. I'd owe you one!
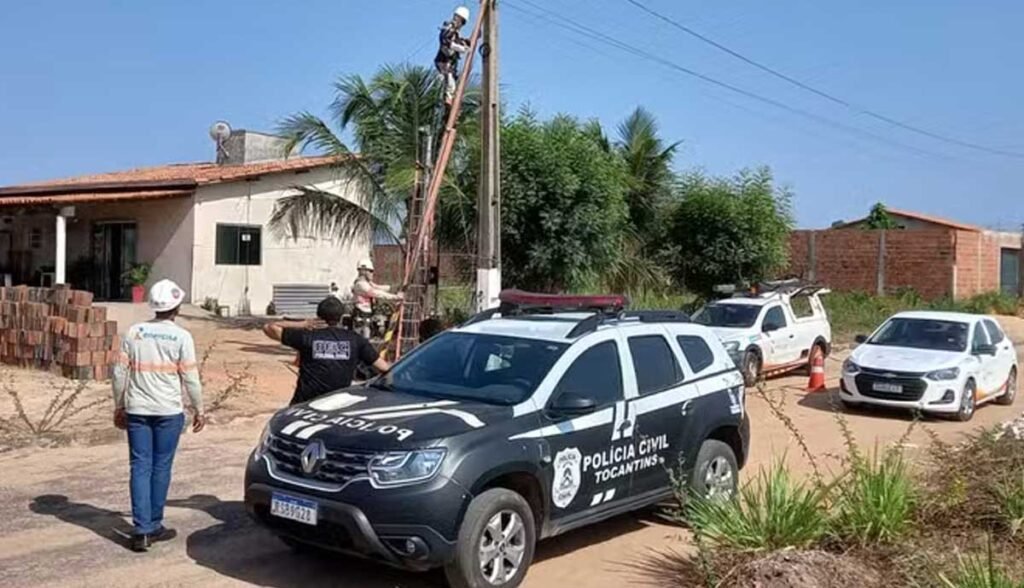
[1001,248,1020,296]
[92,222,137,300]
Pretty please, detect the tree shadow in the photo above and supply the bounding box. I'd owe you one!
[28,494,134,550]
[795,388,924,422]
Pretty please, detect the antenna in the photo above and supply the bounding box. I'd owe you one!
[209,120,232,162]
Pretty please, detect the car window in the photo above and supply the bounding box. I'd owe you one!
[628,336,682,395]
[388,333,568,405]
[677,335,715,374]
[762,307,787,332]
[552,341,623,407]
[692,303,761,328]
[972,323,990,352]
[983,319,1005,345]
[790,295,814,319]
[868,318,969,352]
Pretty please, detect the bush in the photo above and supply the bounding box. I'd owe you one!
[995,473,1024,538]
[832,446,916,545]
[685,461,830,552]
[938,542,1024,588]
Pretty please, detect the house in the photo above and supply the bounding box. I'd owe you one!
[0,130,369,316]
[788,208,1022,299]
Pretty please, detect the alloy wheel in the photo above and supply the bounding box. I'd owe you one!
[478,510,527,585]
[703,456,736,500]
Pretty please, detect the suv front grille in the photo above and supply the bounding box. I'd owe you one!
[267,434,375,486]
[854,372,927,401]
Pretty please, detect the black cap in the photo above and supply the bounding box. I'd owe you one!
[316,297,345,324]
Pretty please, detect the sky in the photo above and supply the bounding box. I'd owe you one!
[1,0,1022,229]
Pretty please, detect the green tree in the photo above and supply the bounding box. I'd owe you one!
[501,111,629,291]
[864,202,899,230]
[614,107,681,240]
[269,63,479,251]
[668,167,794,295]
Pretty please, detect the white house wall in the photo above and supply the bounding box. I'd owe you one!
[191,168,370,316]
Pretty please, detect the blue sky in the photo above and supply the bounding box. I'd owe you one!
[1,0,1022,229]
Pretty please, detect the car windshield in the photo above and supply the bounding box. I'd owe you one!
[867,318,969,352]
[379,332,569,405]
[693,303,762,328]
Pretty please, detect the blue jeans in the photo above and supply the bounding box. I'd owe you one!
[127,413,184,535]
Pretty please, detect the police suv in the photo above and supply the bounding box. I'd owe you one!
[692,281,832,385]
[244,291,750,588]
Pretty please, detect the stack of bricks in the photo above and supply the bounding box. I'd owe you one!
[0,285,119,381]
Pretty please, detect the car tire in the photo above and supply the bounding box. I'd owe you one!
[444,488,537,588]
[742,351,762,387]
[955,380,976,422]
[689,439,739,501]
[996,368,1017,406]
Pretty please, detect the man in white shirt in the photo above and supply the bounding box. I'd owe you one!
[112,279,205,552]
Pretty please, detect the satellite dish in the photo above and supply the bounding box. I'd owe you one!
[209,120,232,142]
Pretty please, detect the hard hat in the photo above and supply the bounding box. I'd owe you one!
[454,6,470,22]
[149,279,185,312]
[357,258,375,271]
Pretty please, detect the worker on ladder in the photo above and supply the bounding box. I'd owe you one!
[352,259,403,339]
[434,6,471,107]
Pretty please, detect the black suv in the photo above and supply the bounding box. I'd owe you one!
[245,292,750,588]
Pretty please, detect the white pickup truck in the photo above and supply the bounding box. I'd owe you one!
[692,283,832,386]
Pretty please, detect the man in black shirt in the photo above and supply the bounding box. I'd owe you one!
[263,297,391,405]
[434,6,471,106]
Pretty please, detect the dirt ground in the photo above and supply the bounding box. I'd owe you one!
[0,308,1022,588]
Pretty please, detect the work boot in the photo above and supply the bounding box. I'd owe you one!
[150,527,178,544]
[130,534,151,553]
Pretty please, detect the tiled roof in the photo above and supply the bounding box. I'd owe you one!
[835,207,982,233]
[0,189,194,207]
[0,155,344,203]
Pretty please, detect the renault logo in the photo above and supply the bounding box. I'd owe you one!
[300,440,326,475]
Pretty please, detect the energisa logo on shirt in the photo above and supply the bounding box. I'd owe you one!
[313,340,351,360]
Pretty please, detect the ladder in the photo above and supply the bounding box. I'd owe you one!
[388,2,488,360]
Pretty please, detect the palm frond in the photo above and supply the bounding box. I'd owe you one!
[269,187,401,246]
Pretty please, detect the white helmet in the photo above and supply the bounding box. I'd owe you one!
[149,279,185,312]
[357,258,375,272]
[454,6,470,22]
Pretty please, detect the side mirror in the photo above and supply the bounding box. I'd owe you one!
[762,323,780,333]
[548,394,598,418]
[854,334,868,344]
[974,344,997,356]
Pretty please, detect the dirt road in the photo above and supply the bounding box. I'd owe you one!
[1,312,1021,588]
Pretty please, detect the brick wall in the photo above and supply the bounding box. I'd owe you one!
[786,228,956,299]
[955,231,1021,297]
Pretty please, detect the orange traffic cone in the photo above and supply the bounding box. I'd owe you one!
[807,353,826,392]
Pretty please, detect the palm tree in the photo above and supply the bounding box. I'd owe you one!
[615,106,681,241]
[270,63,480,252]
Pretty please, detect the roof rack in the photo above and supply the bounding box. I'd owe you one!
[460,290,690,339]
[711,279,829,299]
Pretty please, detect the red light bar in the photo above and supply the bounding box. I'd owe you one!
[498,289,629,310]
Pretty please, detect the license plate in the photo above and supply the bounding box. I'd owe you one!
[270,493,318,525]
[872,382,903,393]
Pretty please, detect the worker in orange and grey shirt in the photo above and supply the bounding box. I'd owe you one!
[111,278,205,553]
[351,258,404,339]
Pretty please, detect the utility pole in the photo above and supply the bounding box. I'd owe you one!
[476,0,501,311]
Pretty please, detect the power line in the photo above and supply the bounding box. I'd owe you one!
[505,0,948,160]
[622,0,1024,159]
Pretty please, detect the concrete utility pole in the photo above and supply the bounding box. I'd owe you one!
[476,0,501,311]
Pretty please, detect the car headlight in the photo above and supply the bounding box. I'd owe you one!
[723,341,741,353]
[925,367,960,381]
[368,449,446,487]
[842,359,861,375]
[253,423,272,462]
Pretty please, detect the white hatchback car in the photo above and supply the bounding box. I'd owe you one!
[840,311,1018,421]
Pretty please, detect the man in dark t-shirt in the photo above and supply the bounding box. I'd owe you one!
[263,297,391,405]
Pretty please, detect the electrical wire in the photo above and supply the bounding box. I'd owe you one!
[505,0,949,160]
[622,0,1024,159]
